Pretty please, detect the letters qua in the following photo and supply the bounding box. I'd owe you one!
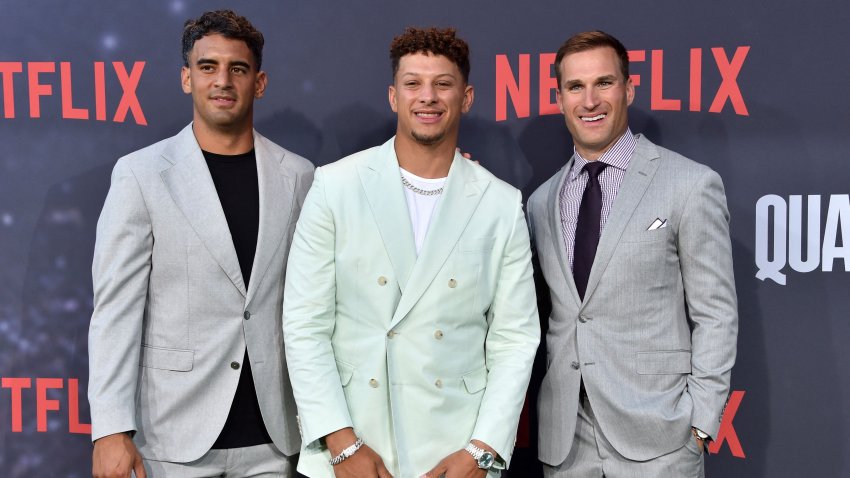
[0,61,146,125]
[756,194,850,285]
[495,46,749,121]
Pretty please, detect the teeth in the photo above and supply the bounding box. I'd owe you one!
[582,114,606,122]
[416,112,440,117]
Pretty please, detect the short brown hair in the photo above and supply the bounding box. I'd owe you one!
[390,27,470,83]
[554,30,629,87]
[182,10,265,70]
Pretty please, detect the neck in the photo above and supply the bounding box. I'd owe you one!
[192,120,254,155]
[393,134,456,179]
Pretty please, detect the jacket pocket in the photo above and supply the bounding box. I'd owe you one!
[635,350,692,375]
[462,367,488,393]
[335,359,355,386]
[459,236,496,253]
[139,344,194,371]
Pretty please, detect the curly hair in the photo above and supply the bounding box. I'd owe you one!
[390,27,470,83]
[554,30,629,87]
[182,10,264,70]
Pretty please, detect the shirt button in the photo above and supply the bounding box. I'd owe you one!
[243,310,251,320]
[434,330,443,340]
[435,379,443,388]
[387,330,396,339]
[448,279,457,288]
[571,361,580,370]
[378,276,388,286]
[231,361,240,370]
[369,379,379,388]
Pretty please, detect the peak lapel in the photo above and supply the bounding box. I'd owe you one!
[159,124,247,297]
[246,133,296,304]
[358,139,417,294]
[390,153,489,328]
[583,135,660,303]
[548,159,582,308]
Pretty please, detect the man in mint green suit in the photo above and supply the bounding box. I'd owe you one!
[283,28,539,478]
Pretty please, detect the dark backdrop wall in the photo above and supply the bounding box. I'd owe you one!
[1,1,848,476]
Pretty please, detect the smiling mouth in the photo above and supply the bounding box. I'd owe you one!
[415,112,443,118]
[211,96,236,104]
[581,113,607,122]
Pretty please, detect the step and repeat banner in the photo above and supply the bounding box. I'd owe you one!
[1,1,848,476]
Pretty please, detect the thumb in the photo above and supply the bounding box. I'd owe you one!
[420,463,445,478]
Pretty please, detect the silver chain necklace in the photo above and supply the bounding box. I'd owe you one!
[401,174,444,196]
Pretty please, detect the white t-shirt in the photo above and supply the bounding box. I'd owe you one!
[400,167,447,254]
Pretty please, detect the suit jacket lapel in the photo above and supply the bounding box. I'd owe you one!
[583,135,660,302]
[358,139,417,295]
[160,124,247,297]
[391,152,488,327]
[246,132,296,304]
[547,160,583,308]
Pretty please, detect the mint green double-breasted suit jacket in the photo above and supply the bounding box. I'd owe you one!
[283,137,540,477]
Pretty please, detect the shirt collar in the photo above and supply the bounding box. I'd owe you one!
[568,128,636,181]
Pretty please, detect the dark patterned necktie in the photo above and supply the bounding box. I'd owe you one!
[573,161,608,301]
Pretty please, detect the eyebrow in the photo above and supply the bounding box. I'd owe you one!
[195,58,252,70]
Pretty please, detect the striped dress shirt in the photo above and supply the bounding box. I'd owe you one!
[559,129,637,271]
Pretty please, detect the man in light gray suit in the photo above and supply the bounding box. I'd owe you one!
[87,10,313,477]
[528,31,738,477]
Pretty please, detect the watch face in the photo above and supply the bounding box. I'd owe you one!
[478,451,495,469]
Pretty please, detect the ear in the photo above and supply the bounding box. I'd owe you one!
[462,84,474,113]
[625,76,635,106]
[556,88,565,115]
[255,70,268,99]
[181,66,191,94]
[388,84,398,113]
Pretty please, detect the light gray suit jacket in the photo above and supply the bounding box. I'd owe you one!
[528,135,738,464]
[88,123,314,462]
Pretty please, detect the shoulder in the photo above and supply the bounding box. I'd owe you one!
[638,135,721,188]
[318,143,384,178]
[255,131,315,176]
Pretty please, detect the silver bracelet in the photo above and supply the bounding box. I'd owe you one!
[329,437,364,466]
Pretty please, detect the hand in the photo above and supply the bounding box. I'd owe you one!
[326,428,393,478]
[456,147,478,164]
[92,432,146,478]
[694,435,706,453]
[421,445,490,478]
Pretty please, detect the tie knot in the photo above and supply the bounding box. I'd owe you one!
[583,161,608,179]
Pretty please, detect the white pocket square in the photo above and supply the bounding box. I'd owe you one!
[646,218,668,231]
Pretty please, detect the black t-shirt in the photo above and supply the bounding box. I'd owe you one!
[203,149,272,449]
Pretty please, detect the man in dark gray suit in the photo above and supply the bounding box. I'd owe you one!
[88,10,313,477]
[528,31,738,477]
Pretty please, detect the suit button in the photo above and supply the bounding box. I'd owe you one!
[434,330,443,340]
[387,330,396,339]
[435,379,443,388]
[571,361,580,370]
[578,315,587,323]
[231,361,240,370]
[243,310,251,320]
[378,276,388,286]
[448,279,457,288]
[369,379,379,388]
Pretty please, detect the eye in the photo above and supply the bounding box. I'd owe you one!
[231,67,248,75]
[199,65,215,72]
[436,81,452,88]
[598,81,613,88]
[568,84,583,92]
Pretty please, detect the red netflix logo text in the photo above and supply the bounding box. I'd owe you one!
[0,61,147,125]
[2,377,90,435]
[495,47,749,121]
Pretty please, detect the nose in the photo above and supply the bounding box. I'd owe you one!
[213,69,233,89]
[581,87,600,110]
[419,83,437,104]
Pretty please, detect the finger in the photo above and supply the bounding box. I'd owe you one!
[376,461,394,478]
[420,464,445,478]
[134,457,147,478]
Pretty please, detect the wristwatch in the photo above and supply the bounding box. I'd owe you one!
[464,442,496,470]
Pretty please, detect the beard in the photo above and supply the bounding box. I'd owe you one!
[411,128,445,146]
